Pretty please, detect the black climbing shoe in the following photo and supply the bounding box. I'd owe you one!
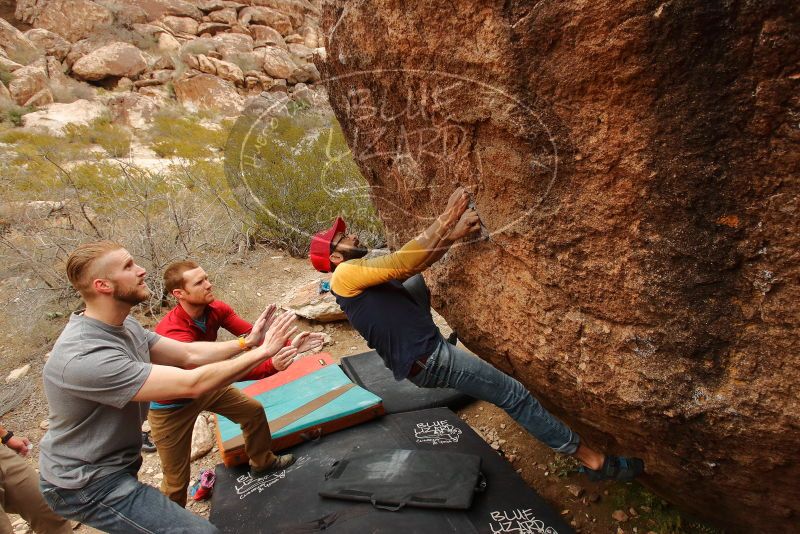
[141,431,157,453]
[250,454,295,478]
[446,331,458,346]
[582,455,644,482]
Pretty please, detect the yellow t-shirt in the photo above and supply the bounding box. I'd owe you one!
[331,239,430,297]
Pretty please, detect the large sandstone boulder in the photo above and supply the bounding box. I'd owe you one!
[239,6,293,35]
[208,7,237,25]
[250,25,287,49]
[21,99,108,133]
[157,32,182,53]
[283,278,346,322]
[259,45,296,80]
[72,42,147,81]
[162,16,200,35]
[300,24,320,49]
[108,92,160,129]
[288,61,319,84]
[184,54,243,84]
[8,60,49,105]
[173,73,243,115]
[252,0,317,27]
[190,413,213,461]
[0,53,23,74]
[126,0,203,21]
[211,33,254,55]
[0,17,41,65]
[319,2,800,532]
[34,0,114,43]
[15,0,44,25]
[24,29,71,61]
[64,36,116,68]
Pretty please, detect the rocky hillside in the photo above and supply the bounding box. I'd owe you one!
[1,0,326,126]
[319,1,799,532]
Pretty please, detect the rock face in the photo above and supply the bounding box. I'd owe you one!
[173,73,243,115]
[24,29,71,61]
[34,0,114,43]
[8,60,49,105]
[319,2,800,532]
[283,278,346,322]
[190,413,214,461]
[22,99,108,133]
[0,17,40,64]
[71,42,147,81]
[7,0,326,116]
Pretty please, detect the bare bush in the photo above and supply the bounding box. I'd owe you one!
[0,140,253,325]
[49,76,97,103]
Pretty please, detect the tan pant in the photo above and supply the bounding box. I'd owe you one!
[0,446,71,534]
[149,386,276,507]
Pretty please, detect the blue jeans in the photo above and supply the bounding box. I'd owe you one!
[40,463,218,534]
[411,338,580,454]
[402,275,580,454]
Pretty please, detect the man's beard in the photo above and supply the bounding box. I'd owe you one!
[113,282,151,305]
[342,246,369,261]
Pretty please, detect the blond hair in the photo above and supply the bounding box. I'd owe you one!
[65,240,123,294]
[163,260,200,295]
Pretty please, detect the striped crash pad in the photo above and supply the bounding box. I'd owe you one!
[215,353,384,466]
[341,350,472,414]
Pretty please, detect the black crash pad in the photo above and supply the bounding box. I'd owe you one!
[319,449,484,510]
[340,350,472,414]
[210,407,573,534]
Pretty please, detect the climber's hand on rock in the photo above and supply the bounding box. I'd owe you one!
[451,208,481,241]
[442,187,470,228]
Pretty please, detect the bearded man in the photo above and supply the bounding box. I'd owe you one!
[39,241,300,533]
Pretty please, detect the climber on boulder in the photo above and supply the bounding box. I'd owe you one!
[309,186,644,481]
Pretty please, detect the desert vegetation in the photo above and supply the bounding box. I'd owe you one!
[0,104,383,361]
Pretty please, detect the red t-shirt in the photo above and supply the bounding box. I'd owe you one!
[152,301,277,407]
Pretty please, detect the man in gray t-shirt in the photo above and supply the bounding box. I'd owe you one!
[40,314,157,489]
[38,241,301,534]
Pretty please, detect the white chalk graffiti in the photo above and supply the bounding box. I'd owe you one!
[489,509,559,534]
[234,471,286,500]
[413,420,462,445]
[234,456,311,499]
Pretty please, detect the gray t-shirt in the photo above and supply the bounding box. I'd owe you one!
[39,313,158,489]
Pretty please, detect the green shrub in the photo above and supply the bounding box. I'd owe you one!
[148,110,232,158]
[225,113,384,256]
[0,128,90,191]
[0,66,11,87]
[0,103,34,127]
[64,116,131,157]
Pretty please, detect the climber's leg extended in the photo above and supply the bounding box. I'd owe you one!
[410,338,579,453]
[410,337,645,480]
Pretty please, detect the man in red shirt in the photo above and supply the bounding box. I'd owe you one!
[150,260,324,506]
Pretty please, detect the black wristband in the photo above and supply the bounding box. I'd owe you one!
[1,430,13,445]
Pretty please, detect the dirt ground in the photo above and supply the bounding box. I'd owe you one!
[1,246,713,534]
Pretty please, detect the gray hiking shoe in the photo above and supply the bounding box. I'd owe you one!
[250,454,295,478]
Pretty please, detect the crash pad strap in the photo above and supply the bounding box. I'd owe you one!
[223,383,357,450]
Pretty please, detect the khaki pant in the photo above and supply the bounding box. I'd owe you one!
[149,386,276,507]
[0,446,71,534]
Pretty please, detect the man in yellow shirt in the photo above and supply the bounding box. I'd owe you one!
[310,187,644,481]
